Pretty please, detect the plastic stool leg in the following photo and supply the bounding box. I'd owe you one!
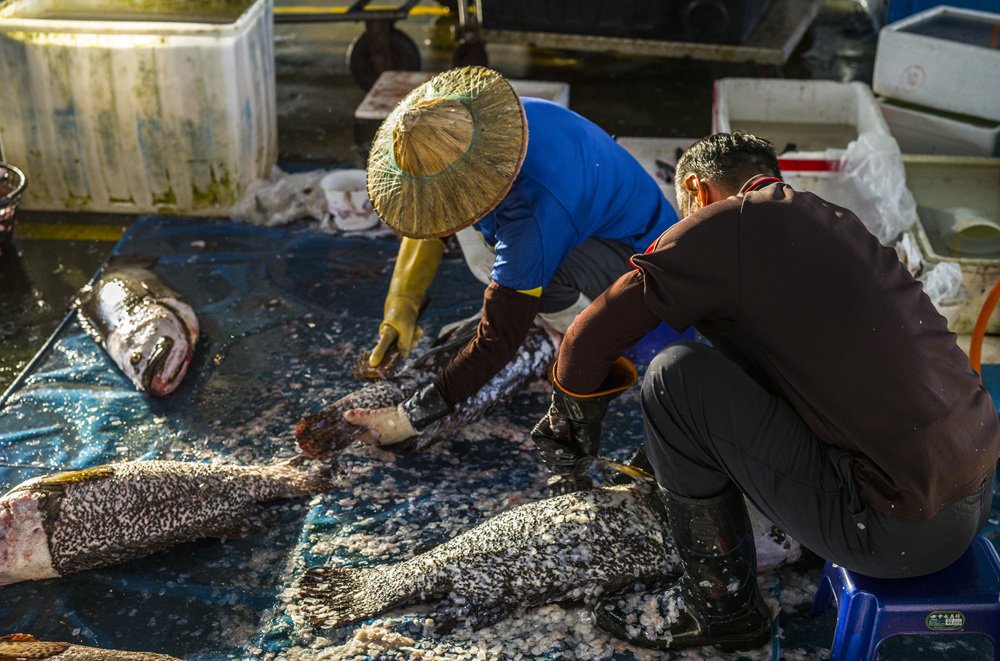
[830,592,878,661]
[810,567,834,616]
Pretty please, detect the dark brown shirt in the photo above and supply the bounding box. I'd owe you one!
[432,281,539,406]
[558,177,1000,522]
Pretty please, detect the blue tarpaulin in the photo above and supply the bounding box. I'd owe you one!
[1,216,998,660]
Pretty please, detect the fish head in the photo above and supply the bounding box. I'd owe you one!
[0,491,58,587]
[118,311,195,397]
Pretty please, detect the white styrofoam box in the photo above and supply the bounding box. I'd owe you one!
[880,98,1000,157]
[0,0,278,215]
[614,137,697,211]
[355,70,571,121]
[873,6,1000,123]
[713,78,891,170]
[904,155,1000,333]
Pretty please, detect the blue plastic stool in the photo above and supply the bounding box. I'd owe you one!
[623,322,697,365]
[811,536,1000,660]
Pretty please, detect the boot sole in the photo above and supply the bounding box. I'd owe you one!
[595,609,773,652]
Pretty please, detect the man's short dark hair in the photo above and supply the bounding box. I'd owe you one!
[675,131,781,196]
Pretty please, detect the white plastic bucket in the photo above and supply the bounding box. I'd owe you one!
[320,170,379,232]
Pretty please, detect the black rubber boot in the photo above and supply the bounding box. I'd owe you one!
[594,483,772,652]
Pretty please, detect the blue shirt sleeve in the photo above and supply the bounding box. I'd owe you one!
[489,185,577,294]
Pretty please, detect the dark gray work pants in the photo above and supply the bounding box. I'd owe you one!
[641,341,994,579]
[537,239,635,314]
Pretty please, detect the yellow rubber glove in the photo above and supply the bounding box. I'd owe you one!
[369,236,446,367]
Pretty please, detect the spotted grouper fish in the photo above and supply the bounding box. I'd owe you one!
[294,484,676,633]
[0,634,181,660]
[296,315,557,461]
[75,266,199,397]
[0,459,330,587]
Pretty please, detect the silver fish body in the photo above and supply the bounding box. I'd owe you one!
[76,267,199,397]
[0,633,181,660]
[296,316,556,461]
[295,484,675,633]
[0,459,329,587]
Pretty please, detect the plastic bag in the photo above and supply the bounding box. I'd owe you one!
[894,231,968,324]
[834,132,918,246]
[230,166,328,227]
[894,230,923,277]
[919,261,965,307]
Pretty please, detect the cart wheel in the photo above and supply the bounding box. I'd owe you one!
[452,39,487,67]
[347,28,421,90]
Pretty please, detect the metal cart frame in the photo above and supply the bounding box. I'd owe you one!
[274,0,429,89]
[453,0,823,67]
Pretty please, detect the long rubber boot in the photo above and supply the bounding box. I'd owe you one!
[595,483,772,651]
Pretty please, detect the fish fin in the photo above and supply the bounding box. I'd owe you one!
[33,465,115,489]
[267,455,335,497]
[430,597,514,634]
[295,566,398,630]
[0,635,71,659]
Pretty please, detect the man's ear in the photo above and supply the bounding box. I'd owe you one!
[683,172,700,198]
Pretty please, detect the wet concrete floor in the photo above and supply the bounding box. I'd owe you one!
[0,0,881,395]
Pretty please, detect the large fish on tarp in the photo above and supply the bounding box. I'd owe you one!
[295,484,676,634]
[0,634,181,660]
[295,315,557,461]
[75,265,199,397]
[294,484,800,635]
[0,459,330,587]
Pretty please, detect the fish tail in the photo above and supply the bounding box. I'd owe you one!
[295,382,405,461]
[294,405,349,461]
[266,455,336,496]
[295,566,401,629]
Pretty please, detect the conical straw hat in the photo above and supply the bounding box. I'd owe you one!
[367,66,527,239]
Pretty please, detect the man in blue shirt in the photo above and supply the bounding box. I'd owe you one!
[328,67,678,489]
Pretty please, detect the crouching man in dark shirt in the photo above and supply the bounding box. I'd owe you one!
[530,131,1000,652]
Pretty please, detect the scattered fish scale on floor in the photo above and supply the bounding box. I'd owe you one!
[296,316,556,461]
[293,484,679,634]
[75,266,199,397]
[0,458,331,586]
[0,633,181,660]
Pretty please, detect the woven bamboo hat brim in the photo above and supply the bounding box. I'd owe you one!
[367,66,527,239]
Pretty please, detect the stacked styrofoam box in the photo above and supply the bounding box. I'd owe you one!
[874,6,1000,156]
[712,78,898,237]
[713,78,891,172]
[879,100,1000,157]
[0,0,278,215]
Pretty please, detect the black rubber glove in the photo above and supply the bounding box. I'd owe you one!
[531,357,637,497]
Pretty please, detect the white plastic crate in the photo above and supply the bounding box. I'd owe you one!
[905,156,1000,333]
[0,0,278,215]
[880,98,1000,157]
[712,78,892,171]
[873,6,1000,123]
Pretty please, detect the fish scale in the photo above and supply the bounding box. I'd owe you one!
[295,485,678,633]
[0,633,182,660]
[296,316,557,460]
[0,459,331,586]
